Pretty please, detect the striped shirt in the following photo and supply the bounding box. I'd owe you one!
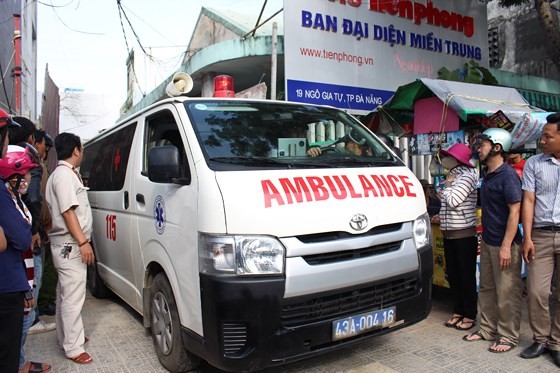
[439,165,479,231]
[6,184,35,314]
[522,153,560,227]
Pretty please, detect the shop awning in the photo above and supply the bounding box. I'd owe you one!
[364,78,548,139]
[385,78,542,122]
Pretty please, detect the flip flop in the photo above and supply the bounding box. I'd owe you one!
[489,340,516,353]
[68,352,93,364]
[463,330,487,342]
[455,318,477,331]
[444,315,463,328]
[20,361,52,373]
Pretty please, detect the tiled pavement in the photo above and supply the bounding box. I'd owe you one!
[26,287,559,372]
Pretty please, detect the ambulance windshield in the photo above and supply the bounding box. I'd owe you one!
[184,100,402,170]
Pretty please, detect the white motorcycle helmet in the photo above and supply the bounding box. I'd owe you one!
[481,128,512,152]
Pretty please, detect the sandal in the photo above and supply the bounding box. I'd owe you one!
[455,318,477,331]
[444,315,463,328]
[19,362,52,373]
[489,339,516,353]
[463,330,487,342]
[68,352,93,364]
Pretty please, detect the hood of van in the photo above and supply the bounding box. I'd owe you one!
[214,167,426,237]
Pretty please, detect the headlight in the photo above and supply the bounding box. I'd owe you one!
[199,234,285,276]
[413,213,431,250]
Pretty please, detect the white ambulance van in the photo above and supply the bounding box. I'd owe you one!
[82,96,432,372]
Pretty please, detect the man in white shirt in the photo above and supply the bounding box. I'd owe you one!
[46,132,94,365]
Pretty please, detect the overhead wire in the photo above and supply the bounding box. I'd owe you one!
[120,3,179,48]
[116,0,152,59]
[46,0,104,35]
[36,0,77,8]
[116,0,146,97]
[116,0,194,95]
[119,2,189,78]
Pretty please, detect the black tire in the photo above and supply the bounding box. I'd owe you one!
[150,273,200,372]
[87,254,110,299]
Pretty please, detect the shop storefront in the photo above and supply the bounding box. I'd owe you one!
[364,78,551,288]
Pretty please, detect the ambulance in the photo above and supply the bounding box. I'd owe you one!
[82,85,433,372]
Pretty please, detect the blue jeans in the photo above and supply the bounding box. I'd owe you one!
[19,245,45,368]
[19,306,35,368]
[33,244,45,323]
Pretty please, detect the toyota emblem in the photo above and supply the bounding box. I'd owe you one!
[349,214,368,231]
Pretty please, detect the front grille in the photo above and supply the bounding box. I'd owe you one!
[281,276,418,327]
[302,241,402,265]
[296,223,403,244]
[222,323,247,357]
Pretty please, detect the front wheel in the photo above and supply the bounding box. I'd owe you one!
[150,273,200,372]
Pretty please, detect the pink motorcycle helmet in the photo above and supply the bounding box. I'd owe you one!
[0,145,39,180]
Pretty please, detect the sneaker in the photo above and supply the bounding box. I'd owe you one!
[28,320,56,335]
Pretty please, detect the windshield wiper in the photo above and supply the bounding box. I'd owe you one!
[321,157,398,167]
[209,156,333,168]
[209,156,286,165]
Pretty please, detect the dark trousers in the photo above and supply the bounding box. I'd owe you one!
[443,236,478,319]
[0,291,24,373]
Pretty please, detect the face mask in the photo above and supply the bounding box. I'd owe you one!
[8,179,28,195]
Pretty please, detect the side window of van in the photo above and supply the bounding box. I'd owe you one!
[82,122,137,191]
[144,110,190,182]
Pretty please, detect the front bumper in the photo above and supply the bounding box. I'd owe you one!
[183,244,432,372]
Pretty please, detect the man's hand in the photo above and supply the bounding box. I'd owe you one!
[80,242,95,265]
[499,244,512,270]
[31,232,41,249]
[523,238,535,263]
[24,293,34,309]
[306,147,322,157]
[431,214,440,224]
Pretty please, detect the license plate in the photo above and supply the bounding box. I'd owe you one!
[332,307,396,341]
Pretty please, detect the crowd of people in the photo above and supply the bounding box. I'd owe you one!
[0,109,93,372]
[429,113,560,367]
[1,109,560,370]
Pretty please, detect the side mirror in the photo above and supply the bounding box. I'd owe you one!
[147,146,189,185]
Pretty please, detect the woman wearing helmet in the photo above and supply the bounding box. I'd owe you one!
[0,145,51,372]
[0,144,32,372]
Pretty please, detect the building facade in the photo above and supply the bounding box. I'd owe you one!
[0,0,38,119]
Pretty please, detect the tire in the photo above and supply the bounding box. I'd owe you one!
[150,273,200,372]
[87,254,110,299]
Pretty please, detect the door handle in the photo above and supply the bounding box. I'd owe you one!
[136,193,145,203]
[124,191,129,209]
